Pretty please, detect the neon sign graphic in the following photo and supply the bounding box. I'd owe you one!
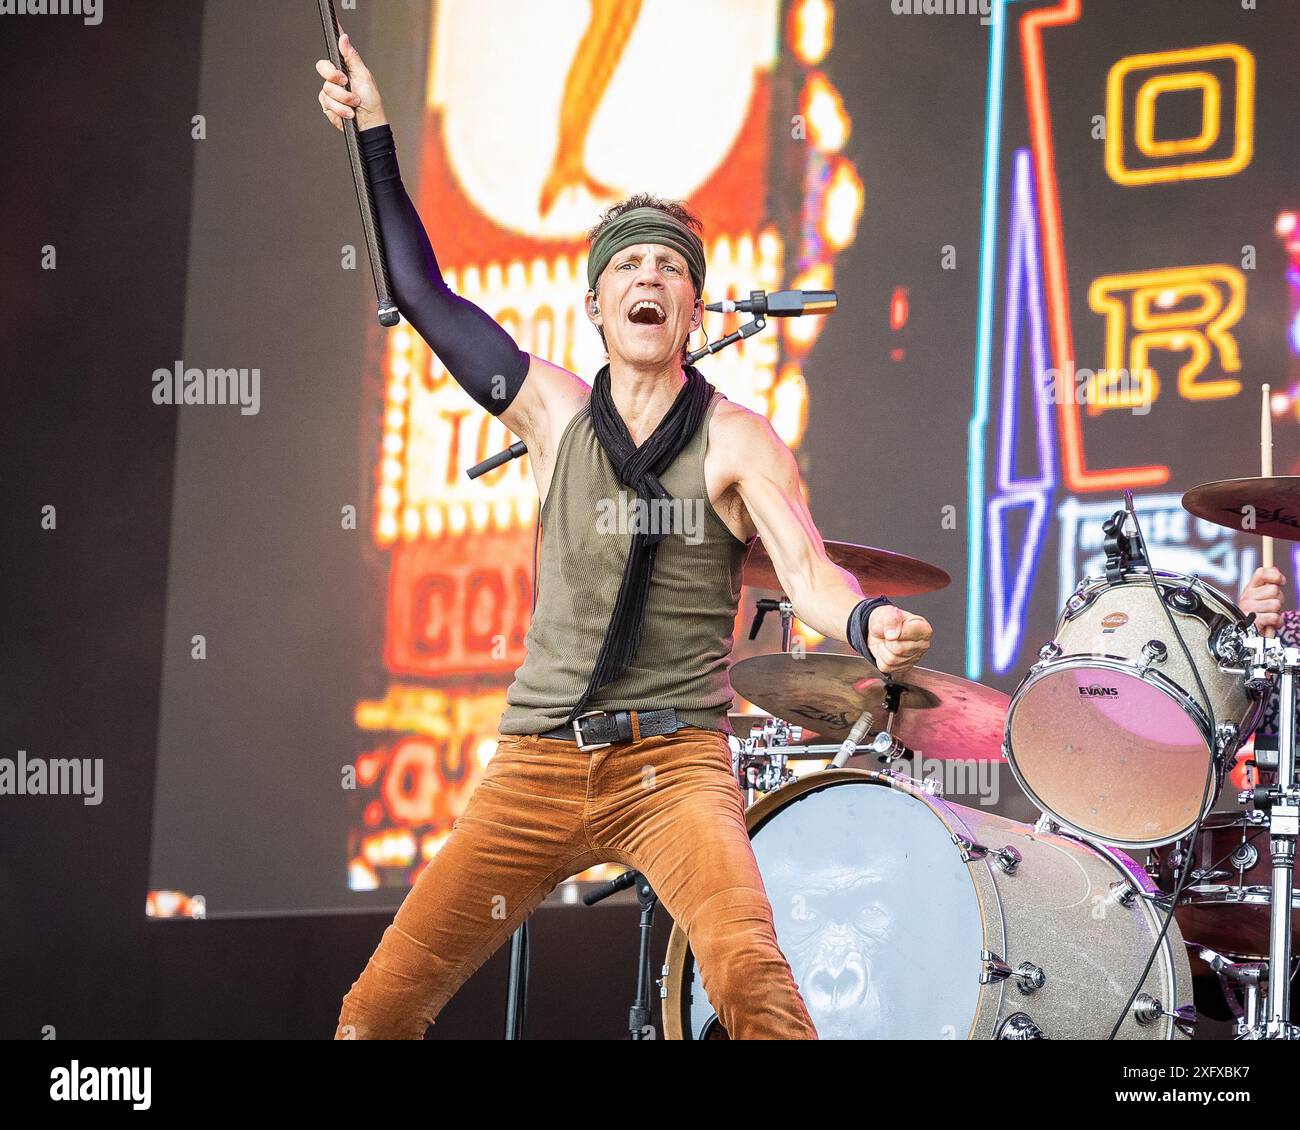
[966,0,1261,680]
[987,148,1055,674]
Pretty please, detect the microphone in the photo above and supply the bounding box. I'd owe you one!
[831,708,874,769]
[705,289,837,318]
[467,440,527,480]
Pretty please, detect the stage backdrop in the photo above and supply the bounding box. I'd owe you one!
[148,0,1300,918]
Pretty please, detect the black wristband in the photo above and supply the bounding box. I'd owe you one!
[847,596,893,668]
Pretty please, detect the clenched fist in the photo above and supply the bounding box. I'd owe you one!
[868,605,932,676]
[315,30,387,132]
[1240,565,1286,632]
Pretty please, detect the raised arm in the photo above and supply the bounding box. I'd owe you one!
[315,33,585,445]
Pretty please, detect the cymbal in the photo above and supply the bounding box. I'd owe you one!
[1182,477,1300,542]
[729,652,1009,761]
[742,538,951,597]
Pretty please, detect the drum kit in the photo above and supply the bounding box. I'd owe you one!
[660,475,1300,1041]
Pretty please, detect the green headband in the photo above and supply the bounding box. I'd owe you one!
[587,207,707,298]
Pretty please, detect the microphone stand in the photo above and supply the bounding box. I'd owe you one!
[583,870,661,1039]
[315,0,400,327]
[686,311,766,362]
[503,923,529,1039]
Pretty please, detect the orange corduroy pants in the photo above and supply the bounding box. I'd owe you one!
[334,726,817,1039]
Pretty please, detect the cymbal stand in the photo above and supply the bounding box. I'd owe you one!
[749,597,795,652]
[1239,634,1300,1038]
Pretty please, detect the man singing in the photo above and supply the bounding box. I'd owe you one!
[316,31,932,1040]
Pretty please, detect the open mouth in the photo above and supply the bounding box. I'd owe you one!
[627,299,667,326]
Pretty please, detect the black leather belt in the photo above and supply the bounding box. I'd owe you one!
[541,708,685,751]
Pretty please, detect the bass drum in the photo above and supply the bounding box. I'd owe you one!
[662,770,1192,1040]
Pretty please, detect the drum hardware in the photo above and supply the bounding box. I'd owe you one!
[997,1013,1047,1040]
[1166,586,1201,614]
[748,596,795,653]
[1216,722,1242,758]
[729,716,812,801]
[1062,585,1094,622]
[888,766,942,795]
[1140,639,1168,666]
[1102,504,1147,580]
[1196,945,1269,1038]
[727,712,802,741]
[1132,994,1198,1036]
[861,685,921,769]
[869,730,917,770]
[953,837,1021,874]
[1109,880,1139,908]
[736,752,791,804]
[979,953,1046,994]
[1249,742,1278,771]
[1231,841,1262,871]
[1210,616,1253,666]
[1236,633,1300,1037]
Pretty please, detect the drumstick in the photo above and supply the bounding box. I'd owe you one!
[1261,384,1276,636]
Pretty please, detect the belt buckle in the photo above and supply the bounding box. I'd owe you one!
[573,710,613,752]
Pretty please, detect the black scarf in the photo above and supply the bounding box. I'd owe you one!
[565,363,716,724]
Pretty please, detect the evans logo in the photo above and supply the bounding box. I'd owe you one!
[1079,685,1120,697]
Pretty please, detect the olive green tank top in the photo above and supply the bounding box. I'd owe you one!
[499,390,752,735]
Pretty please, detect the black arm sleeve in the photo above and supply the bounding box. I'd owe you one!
[357,124,529,417]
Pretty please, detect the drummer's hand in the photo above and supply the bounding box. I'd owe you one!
[1239,565,1286,632]
[868,606,932,675]
[316,30,387,132]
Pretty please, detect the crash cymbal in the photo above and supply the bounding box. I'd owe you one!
[1182,477,1300,541]
[729,652,1008,761]
[742,538,951,597]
